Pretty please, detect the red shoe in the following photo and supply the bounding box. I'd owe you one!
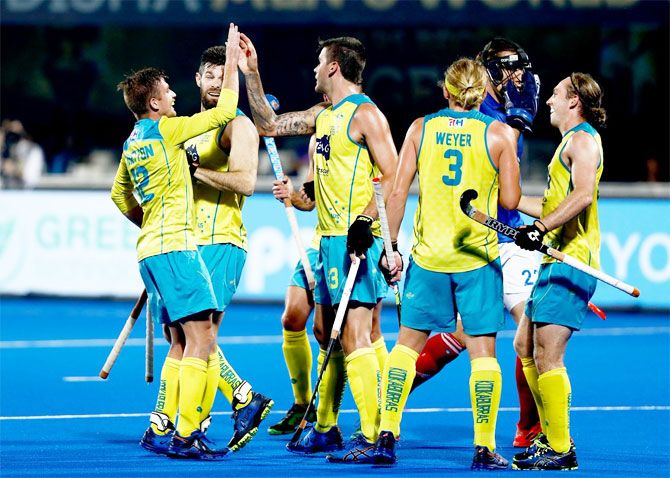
[513,421,542,448]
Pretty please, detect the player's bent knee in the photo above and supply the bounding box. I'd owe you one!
[281,308,309,332]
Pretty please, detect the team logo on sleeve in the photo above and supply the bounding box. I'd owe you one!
[316,135,331,161]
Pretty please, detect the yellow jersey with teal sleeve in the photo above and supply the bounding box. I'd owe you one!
[111,89,238,261]
[412,108,500,273]
[313,94,381,237]
[542,122,603,267]
[186,110,247,250]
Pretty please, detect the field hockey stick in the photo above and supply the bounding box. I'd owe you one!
[288,257,361,447]
[588,301,607,320]
[263,94,315,290]
[372,177,402,325]
[99,289,148,379]
[145,307,154,382]
[460,189,640,297]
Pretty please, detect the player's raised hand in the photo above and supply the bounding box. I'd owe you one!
[223,23,241,93]
[239,33,258,74]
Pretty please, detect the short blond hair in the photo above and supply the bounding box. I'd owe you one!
[444,58,487,110]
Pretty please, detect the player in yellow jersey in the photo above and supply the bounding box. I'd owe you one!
[268,135,387,438]
[149,45,272,454]
[511,73,606,471]
[372,58,520,469]
[112,24,240,461]
[238,34,397,459]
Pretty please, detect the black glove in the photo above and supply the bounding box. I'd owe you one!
[347,215,374,256]
[515,220,547,251]
[302,181,315,201]
[185,144,200,178]
[503,70,540,134]
[378,242,403,284]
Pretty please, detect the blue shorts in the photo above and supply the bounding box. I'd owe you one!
[525,262,597,331]
[401,257,505,336]
[314,236,388,307]
[139,250,218,325]
[198,243,246,312]
[289,247,320,291]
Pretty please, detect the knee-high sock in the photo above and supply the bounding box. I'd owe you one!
[372,337,389,372]
[520,357,546,433]
[217,346,253,410]
[345,348,381,443]
[412,333,464,390]
[282,329,312,405]
[177,357,208,437]
[470,357,502,450]
[151,357,180,435]
[315,348,345,433]
[516,356,540,429]
[379,344,419,438]
[199,353,220,426]
[538,368,571,453]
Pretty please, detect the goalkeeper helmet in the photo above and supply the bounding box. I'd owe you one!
[478,37,532,88]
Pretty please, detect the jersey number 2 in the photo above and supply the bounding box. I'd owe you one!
[131,166,154,202]
[442,149,463,186]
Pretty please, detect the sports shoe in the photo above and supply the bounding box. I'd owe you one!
[167,430,229,460]
[512,441,578,470]
[227,392,274,452]
[325,432,375,464]
[513,432,549,461]
[286,425,344,454]
[513,421,542,448]
[470,445,509,470]
[139,427,173,455]
[268,403,316,435]
[372,430,397,465]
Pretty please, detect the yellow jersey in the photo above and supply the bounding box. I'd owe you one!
[111,89,238,261]
[186,111,247,250]
[412,108,500,273]
[313,94,381,237]
[542,122,603,267]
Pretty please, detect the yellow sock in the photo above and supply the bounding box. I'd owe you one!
[198,353,219,426]
[372,337,389,372]
[470,357,502,450]
[538,368,572,453]
[315,348,345,433]
[176,356,207,437]
[379,344,418,438]
[282,329,312,405]
[346,347,381,443]
[151,357,180,435]
[217,346,253,409]
[520,356,547,433]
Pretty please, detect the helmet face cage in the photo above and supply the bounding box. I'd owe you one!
[481,39,532,89]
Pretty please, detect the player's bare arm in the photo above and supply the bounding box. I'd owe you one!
[193,116,259,196]
[540,131,600,231]
[111,159,143,227]
[517,196,543,218]
[350,103,399,218]
[239,32,326,137]
[488,121,521,210]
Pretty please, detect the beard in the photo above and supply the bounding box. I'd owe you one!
[201,90,218,110]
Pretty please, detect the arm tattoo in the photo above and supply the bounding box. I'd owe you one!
[244,73,275,132]
[276,112,315,136]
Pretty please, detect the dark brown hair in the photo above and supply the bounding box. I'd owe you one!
[117,68,167,117]
[318,37,366,86]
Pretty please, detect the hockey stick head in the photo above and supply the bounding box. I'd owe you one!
[460,189,479,216]
[266,93,280,112]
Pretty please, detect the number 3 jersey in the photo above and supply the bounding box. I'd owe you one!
[412,108,499,273]
[111,89,238,261]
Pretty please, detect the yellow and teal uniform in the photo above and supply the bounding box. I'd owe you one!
[111,88,239,323]
[313,94,386,306]
[186,110,247,312]
[402,108,504,335]
[525,122,602,330]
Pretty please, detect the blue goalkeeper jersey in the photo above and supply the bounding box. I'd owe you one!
[480,92,524,243]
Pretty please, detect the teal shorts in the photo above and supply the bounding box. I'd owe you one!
[289,247,320,291]
[199,243,246,312]
[525,262,597,331]
[314,236,388,307]
[139,250,217,325]
[401,257,505,336]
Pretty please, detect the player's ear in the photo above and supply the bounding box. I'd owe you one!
[442,85,449,101]
[195,72,202,88]
[148,96,159,112]
[328,61,338,77]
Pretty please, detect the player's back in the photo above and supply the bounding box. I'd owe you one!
[121,118,196,260]
[412,108,499,273]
